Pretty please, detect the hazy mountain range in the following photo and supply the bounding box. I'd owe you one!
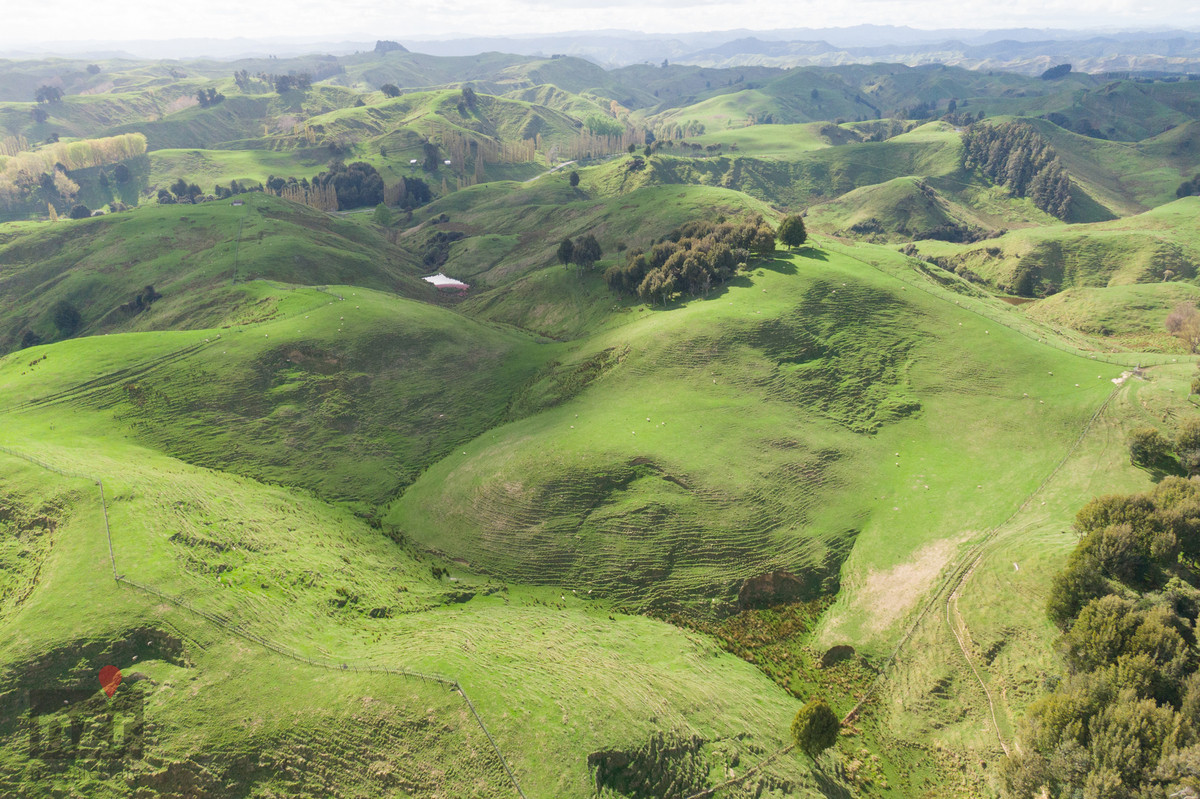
[4,26,1200,74]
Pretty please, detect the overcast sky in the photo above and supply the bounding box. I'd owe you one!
[2,0,1198,46]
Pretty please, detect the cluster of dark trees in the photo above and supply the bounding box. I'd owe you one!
[421,229,466,268]
[603,217,776,304]
[34,85,63,104]
[314,161,382,209]
[272,73,313,93]
[1040,63,1073,80]
[1006,477,1200,798]
[1127,416,1200,474]
[195,87,225,108]
[51,301,81,336]
[556,234,602,273]
[119,284,162,315]
[266,162,431,211]
[157,178,203,204]
[1044,111,1111,140]
[963,121,1072,219]
[1177,172,1200,198]
[213,180,254,199]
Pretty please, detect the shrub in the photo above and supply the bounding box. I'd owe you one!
[51,301,81,336]
[1127,427,1172,467]
[791,698,839,759]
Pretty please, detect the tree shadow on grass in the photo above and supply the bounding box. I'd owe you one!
[809,757,853,799]
[1138,459,1188,483]
[757,256,798,275]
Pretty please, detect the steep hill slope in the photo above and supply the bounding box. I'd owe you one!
[0,193,430,353]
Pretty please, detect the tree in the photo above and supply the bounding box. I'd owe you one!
[573,234,602,271]
[51,301,81,336]
[791,699,839,759]
[778,214,807,249]
[627,143,637,155]
[68,204,90,219]
[35,85,63,103]
[1046,552,1109,630]
[1166,302,1200,353]
[1041,64,1072,80]
[556,238,574,267]
[372,203,392,227]
[113,163,131,184]
[380,84,401,98]
[1176,418,1200,475]
[568,171,580,188]
[751,225,777,259]
[86,64,101,75]
[1128,427,1172,468]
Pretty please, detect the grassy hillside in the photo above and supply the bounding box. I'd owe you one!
[565,121,971,210]
[4,49,1200,799]
[404,177,774,301]
[1021,282,1200,351]
[968,79,1200,141]
[804,176,998,241]
[912,197,1200,298]
[390,240,1118,625]
[0,423,817,797]
[1022,117,1200,215]
[0,193,431,353]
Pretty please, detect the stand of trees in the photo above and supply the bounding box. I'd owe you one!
[266,163,430,212]
[557,234,601,273]
[1005,477,1200,798]
[0,133,146,213]
[273,73,313,93]
[196,88,225,108]
[35,85,63,104]
[1178,173,1200,198]
[963,121,1072,219]
[604,216,773,305]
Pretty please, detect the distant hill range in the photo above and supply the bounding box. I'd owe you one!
[6,26,1200,75]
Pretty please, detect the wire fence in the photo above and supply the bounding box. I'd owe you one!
[0,444,528,799]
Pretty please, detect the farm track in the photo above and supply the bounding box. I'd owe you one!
[0,339,216,415]
[828,247,1127,749]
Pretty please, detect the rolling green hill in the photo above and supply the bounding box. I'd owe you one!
[3,48,1200,799]
[912,197,1200,298]
[0,193,431,353]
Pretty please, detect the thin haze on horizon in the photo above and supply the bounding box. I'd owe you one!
[2,0,1198,49]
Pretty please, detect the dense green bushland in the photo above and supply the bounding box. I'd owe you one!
[1007,477,1200,798]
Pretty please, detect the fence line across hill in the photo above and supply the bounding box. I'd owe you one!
[0,444,528,799]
